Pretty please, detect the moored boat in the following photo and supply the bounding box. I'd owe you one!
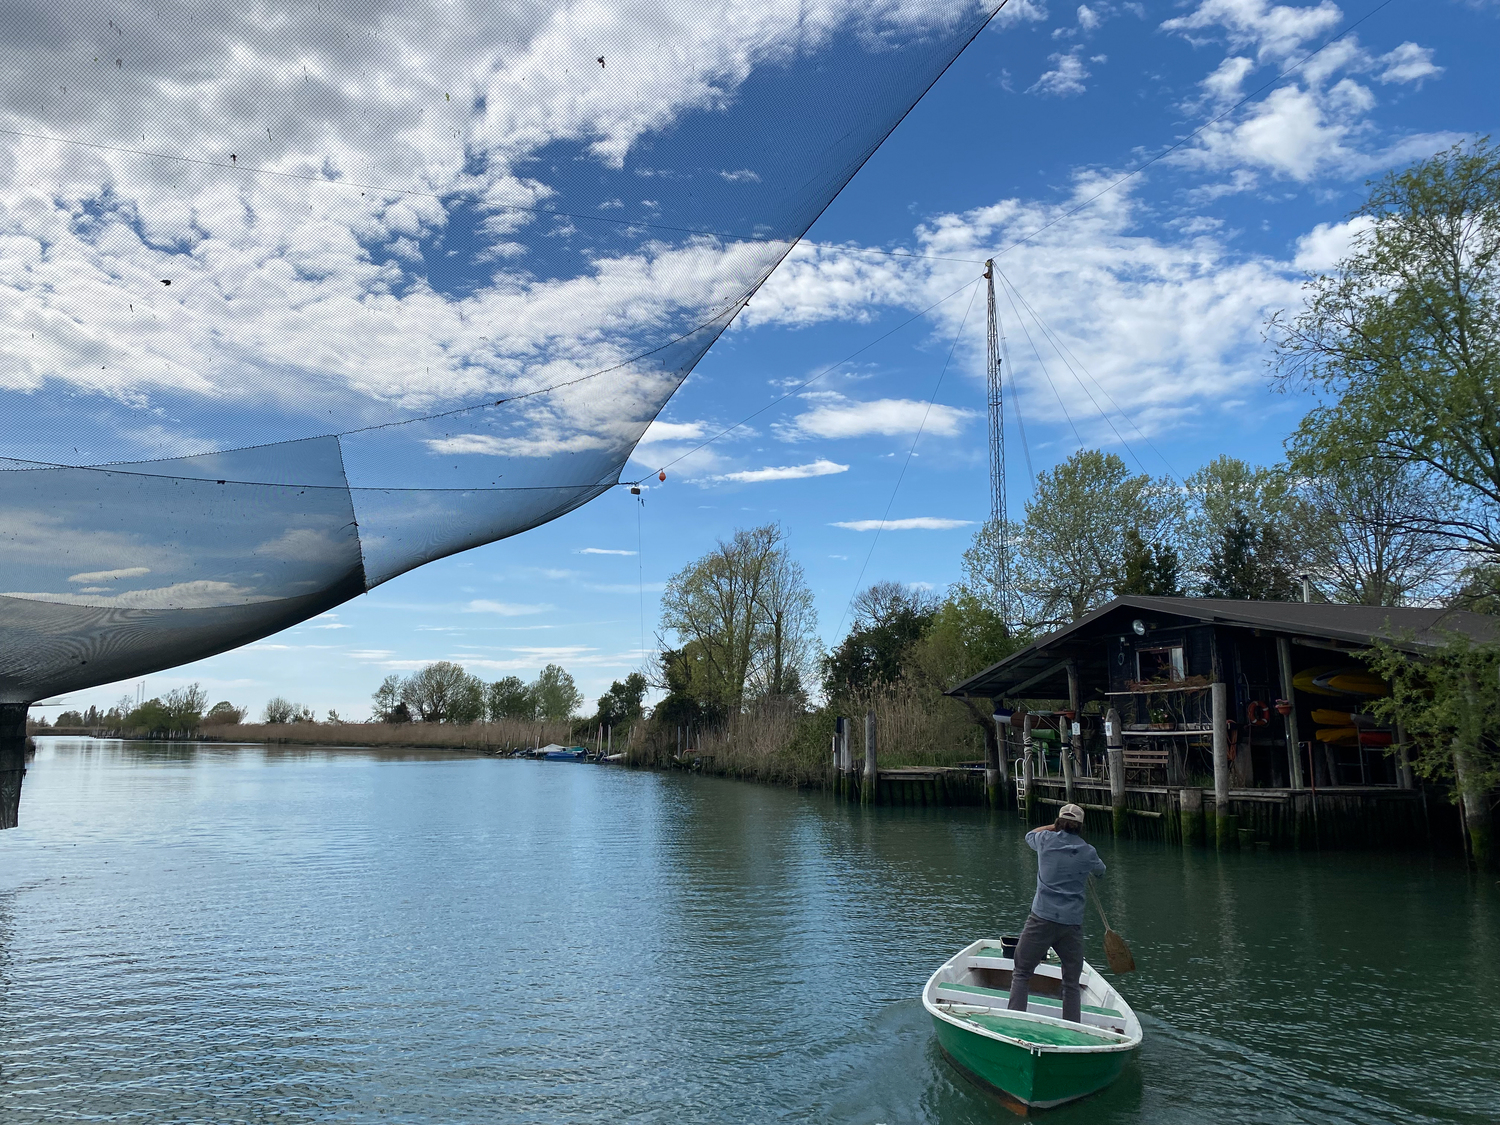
[923,938,1142,1110]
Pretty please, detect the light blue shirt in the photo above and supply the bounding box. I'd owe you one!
[1026,828,1106,926]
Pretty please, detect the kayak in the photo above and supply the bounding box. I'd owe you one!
[924,939,1142,1109]
[1293,666,1388,698]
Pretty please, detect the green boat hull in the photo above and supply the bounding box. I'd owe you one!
[933,1014,1133,1108]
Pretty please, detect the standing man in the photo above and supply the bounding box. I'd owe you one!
[1006,803,1105,1023]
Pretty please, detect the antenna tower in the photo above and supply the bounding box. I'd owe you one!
[983,260,1010,625]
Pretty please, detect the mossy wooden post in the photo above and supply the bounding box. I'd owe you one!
[1276,637,1304,789]
[1105,707,1126,836]
[1063,661,1080,804]
[0,703,26,831]
[1395,720,1415,790]
[1453,740,1493,871]
[862,709,877,806]
[1060,718,1076,803]
[985,710,1004,810]
[1212,682,1237,850]
[1179,787,1203,846]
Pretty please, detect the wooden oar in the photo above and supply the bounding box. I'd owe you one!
[1088,876,1136,974]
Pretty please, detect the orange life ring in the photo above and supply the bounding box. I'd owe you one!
[1246,700,1270,727]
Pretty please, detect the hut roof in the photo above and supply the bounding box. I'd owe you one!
[946,596,1500,700]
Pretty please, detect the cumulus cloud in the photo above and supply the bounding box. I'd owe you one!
[780,398,975,439]
[577,547,637,555]
[1028,49,1092,96]
[1293,216,1375,271]
[713,459,849,483]
[831,517,974,530]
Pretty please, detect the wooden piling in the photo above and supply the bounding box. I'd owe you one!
[985,712,1004,809]
[1178,787,1203,846]
[862,710,877,806]
[1276,637,1305,789]
[1105,707,1126,837]
[1212,682,1238,849]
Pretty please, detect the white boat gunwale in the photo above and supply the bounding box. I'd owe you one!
[922,937,1143,1055]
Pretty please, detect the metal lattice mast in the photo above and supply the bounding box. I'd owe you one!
[984,259,1010,626]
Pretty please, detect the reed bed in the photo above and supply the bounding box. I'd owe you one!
[631,678,986,787]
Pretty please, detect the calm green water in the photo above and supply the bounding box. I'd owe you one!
[2,740,1497,1124]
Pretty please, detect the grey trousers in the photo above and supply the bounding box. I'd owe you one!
[1005,912,1084,1023]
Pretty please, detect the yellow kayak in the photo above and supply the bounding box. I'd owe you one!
[1294,667,1388,699]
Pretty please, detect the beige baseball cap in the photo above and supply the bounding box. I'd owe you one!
[1058,803,1086,824]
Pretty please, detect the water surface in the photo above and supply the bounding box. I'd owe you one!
[1,740,1496,1123]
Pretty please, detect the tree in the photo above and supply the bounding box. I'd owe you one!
[202,701,247,727]
[593,672,648,728]
[1118,528,1182,596]
[372,675,407,722]
[1001,449,1179,629]
[1365,635,1498,869]
[821,581,938,698]
[1183,456,1308,591]
[1273,139,1500,560]
[1202,509,1300,601]
[56,709,84,726]
[488,676,536,722]
[532,664,583,721]
[659,523,818,715]
[653,644,728,731]
[161,684,208,732]
[263,697,301,724]
[401,661,486,723]
[1296,457,1454,605]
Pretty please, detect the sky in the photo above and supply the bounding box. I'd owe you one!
[28,0,1500,723]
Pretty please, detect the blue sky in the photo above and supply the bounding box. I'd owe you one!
[38,0,1500,722]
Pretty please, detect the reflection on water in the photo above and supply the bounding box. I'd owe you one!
[0,739,1496,1124]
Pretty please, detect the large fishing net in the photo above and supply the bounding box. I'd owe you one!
[0,0,1001,703]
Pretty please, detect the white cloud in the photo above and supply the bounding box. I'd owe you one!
[638,420,710,444]
[831,517,974,530]
[1293,216,1375,271]
[780,398,974,440]
[67,566,150,583]
[1028,49,1091,96]
[1077,5,1101,31]
[713,459,849,483]
[577,547,637,555]
[1161,0,1342,62]
[1377,42,1442,86]
[466,599,551,615]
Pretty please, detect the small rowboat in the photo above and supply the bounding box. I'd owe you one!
[924,938,1142,1110]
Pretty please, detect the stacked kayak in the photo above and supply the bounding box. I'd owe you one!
[924,939,1142,1109]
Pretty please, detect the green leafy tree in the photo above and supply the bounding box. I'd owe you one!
[1273,139,1500,559]
[202,701,247,727]
[55,709,84,726]
[653,644,727,731]
[822,581,938,698]
[1202,509,1300,601]
[531,664,583,721]
[161,684,208,732]
[659,523,818,716]
[1365,635,1499,869]
[401,661,486,723]
[1183,456,1307,590]
[372,675,406,722]
[263,697,306,724]
[1118,528,1182,596]
[487,675,537,722]
[999,449,1179,628]
[593,672,648,728]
